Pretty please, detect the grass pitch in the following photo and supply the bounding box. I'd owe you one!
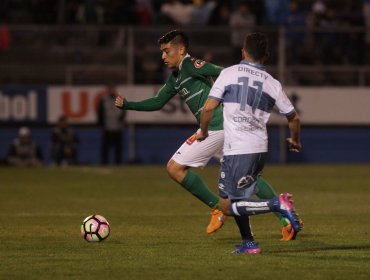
[0,164,369,280]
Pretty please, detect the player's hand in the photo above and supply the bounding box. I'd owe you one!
[115,94,125,108]
[286,138,302,152]
[196,130,208,142]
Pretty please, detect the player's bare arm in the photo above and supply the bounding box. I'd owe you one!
[286,111,302,152]
[197,98,220,141]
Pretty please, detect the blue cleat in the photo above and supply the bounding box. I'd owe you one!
[232,241,261,254]
[272,193,302,233]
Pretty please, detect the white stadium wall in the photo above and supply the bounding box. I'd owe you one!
[1,86,369,164]
[1,86,369,125]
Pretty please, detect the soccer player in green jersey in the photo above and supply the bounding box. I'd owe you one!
[115,30,298,240]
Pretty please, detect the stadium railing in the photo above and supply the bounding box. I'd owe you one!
[1,25,369,86]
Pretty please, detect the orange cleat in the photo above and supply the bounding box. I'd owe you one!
[281,220,304,241]
[207,209,227,234]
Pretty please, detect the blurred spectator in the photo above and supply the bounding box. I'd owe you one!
[97,85,126,165]
[50,115,79,166]
[340,0,363,26]
[312,0,326,16]
[0,19,10,51]
[158,0,215,26]
[191,0,217,25]
[229,1,256,63]
[5,0,33,23]
[364,0,370,45]
[317,6,341,64]
[76,0,104,24]
[64,0,80,24]
[104,0,138,24]
[236,0,264,25]
[208,2,231,25]
[263,0,289,24]
[6,127,43,167]
[159,0,194,25]
[30,0,57,24]
[309,0,327,27]
[285,0,307,64]
[136,0,155,25]
[341,31,364,65]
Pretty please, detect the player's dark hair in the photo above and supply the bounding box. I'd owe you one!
[158,30,189,51]
[243,33,269,62]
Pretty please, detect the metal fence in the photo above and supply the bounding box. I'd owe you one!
[1,25,370,86]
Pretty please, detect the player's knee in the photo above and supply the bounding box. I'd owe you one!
[166,160,186,183]
[166,160,173,174]
[166,160,178,180]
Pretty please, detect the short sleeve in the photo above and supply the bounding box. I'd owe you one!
[208,70,228,102]
[275,85,295,116]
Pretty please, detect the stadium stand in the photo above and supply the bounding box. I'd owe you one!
[1,0,369,166]
[0,0,369,86]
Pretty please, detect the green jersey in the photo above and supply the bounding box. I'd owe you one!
[124,55,224,131]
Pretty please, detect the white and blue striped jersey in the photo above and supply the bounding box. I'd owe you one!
[209,61,295,155]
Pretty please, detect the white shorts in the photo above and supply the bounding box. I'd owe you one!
[171,129,224,168]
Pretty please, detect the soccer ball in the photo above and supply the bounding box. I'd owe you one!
[81,215,110,242]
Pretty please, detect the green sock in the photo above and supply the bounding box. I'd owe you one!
[255,177,290,226]
[180,170,219,209]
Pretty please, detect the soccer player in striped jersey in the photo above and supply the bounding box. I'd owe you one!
[197,32,302,253]
[115,30,297,239]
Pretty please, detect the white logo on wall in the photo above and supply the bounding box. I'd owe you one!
[47,86,196,125]
[47,86,105,124]
[0,91,38,120]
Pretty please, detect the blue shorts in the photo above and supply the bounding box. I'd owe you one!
[218,153,267,200]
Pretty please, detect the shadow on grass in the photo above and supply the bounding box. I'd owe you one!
[217,236,370,254]
[269,244,370,253]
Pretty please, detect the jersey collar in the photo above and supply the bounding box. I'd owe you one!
[240,60,266,71]
[178,54,190,70]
